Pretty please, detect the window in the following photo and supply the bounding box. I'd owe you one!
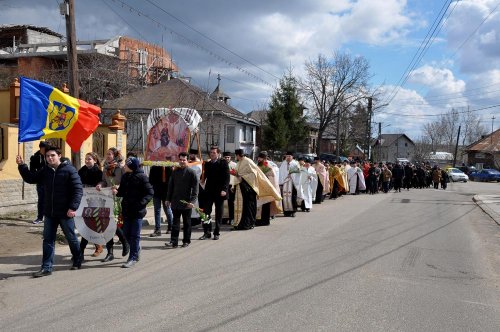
[405,142,408,147]
[226,126,235,144]
[242,125,247,141]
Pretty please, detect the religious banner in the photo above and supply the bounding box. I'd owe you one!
[145,108,202,162]
[75,188,117,245]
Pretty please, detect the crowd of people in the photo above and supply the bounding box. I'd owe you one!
[16,145,451,278]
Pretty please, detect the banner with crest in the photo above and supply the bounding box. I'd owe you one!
[75,188,117,245]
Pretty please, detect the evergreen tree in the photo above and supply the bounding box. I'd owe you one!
[263,71,308,154]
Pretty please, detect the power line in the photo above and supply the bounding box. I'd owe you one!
[384,0,453,105]
[106,0,274,88]
[379,103,500,118]
[143,0,280,82]
[450,0,500,58]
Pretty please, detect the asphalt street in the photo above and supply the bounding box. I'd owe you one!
[0,181,499,331]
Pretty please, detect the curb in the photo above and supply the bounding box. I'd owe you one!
[473,195,500,226]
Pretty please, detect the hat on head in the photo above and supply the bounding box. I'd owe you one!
[189,148,198,155]
[285,151,294,156]
[125,157,140,171]
[235,149,244,156]
[314,156,320,161]
[222,151,231,157]
[258,151,268,158]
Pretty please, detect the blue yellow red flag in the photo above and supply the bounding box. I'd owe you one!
[18,77,101,152]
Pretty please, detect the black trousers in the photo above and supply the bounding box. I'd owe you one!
[255,202,271,226]
[235,180,257,230]
[330,179,339,199]
[203,193,225,236]
[314,180,323,204]
[227,185,235,221]
[106,227,127,252]
[171,209,192,245]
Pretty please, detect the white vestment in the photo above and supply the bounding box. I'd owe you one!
[297,166,317,209]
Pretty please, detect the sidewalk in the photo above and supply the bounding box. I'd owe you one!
[473,194,500,226]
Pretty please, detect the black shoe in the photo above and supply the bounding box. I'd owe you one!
[165,242,178,248]
[181,243,190,248]
[102,253,114,262]
[149,230,161,237]
[198,234,211,240]
[213,235,219,240]
[70,264,81,270]
[33,269,52,278]
[122,242,130,257]
[291,213,296,217]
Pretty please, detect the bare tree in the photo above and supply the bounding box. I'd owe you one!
[422,122,444,152]
[301,52,371,155]
[460,107,487,145]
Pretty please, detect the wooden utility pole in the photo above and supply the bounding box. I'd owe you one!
[453,125,461,167]
[366,97,373,161]
[492,116,496,144]
[63,0,81,167]
[64,0,79,98]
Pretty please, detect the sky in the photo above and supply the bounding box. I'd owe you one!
[1,0,499,140]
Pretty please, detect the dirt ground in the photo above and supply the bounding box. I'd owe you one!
[0,211,47,257]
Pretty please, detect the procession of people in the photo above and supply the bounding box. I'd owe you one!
[16,144,449,277]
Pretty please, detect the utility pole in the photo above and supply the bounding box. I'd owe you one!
[63,0,81,167]
[492,116,496,144]
[378,122,381,162]
[366,97,372,161]
[453,125,461,167]
[336,106,341,163]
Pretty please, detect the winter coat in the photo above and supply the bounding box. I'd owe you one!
[78,165,103,187]
[29,150,46,172]
[382,168,392,182]
[149,166,172,200]
[432,169,442,183]
[116,169,153,219]
[19,160,83,218]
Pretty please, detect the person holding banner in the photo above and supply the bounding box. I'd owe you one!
[114,157,153,268]
[96,148,129,262]
[16,146,83,277]
[78,152,104,258]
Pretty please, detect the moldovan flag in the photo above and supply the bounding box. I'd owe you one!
[18,77,101,152]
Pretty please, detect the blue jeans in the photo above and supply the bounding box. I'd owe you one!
[36,183,44,220]
[122,217,142,261]
[153,196,173,231]
[42,216,81,271]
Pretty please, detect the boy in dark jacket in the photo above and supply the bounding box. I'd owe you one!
[115,157,153,268]
[17,146,83,277]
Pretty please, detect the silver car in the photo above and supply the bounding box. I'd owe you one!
[447,168,469,182]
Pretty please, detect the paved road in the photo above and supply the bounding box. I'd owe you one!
[1,182,499,331]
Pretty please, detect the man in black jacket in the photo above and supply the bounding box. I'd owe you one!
[29,141,47,224]
[165,152,199,248]
[115,157,153,268]
[17,146,83,278]
[199,146,229,241]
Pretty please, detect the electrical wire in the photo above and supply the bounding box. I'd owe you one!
[106,0,274,88]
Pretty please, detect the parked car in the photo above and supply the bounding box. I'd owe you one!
[468,169,500,182]
[446,168,469,182]
[457,165,477,175]
[319,153,348,163]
